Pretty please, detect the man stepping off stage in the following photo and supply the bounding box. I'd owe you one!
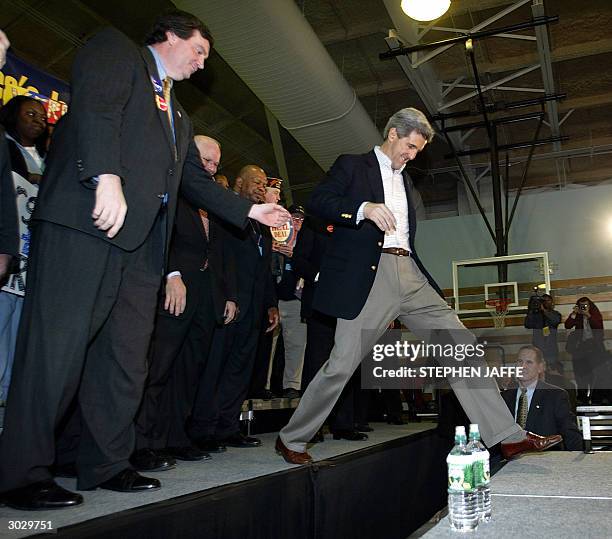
[275,107,562,465]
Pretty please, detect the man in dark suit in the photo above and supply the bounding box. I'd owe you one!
[502,345,582,451]
[188,165,279,450]
[0,30,18,281]
[276,107,562,464]
[133,135,238,468]
[0,12,288,510]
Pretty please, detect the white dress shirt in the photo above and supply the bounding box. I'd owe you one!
[357,146,410,251]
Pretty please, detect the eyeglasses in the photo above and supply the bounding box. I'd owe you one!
[201,156,220,170]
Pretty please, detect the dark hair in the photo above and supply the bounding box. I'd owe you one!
[0,95,48,156]
[576,296,601,315]
[518,345,545,365]
[144,10,214,48]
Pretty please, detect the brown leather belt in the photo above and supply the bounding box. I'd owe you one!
[381,247,411,257]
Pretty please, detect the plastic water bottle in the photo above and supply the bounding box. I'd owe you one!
[447,426,478,531]
[468,424,491,522]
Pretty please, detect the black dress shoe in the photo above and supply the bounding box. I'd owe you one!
[131,448,176,472]
[167,446,211,461]
[221,433,262,447]
[332,429,369,441]
[386,416,406,425]
[354,423,373,432]
[193,437,227,453]
[2,480,83,510]
[97,469,160,492]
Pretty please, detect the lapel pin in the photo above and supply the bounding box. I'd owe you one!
[177,111,182,118]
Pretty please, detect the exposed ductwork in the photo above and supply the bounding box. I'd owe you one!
[176,0,382,172]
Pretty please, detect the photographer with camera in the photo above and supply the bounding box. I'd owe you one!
[525,291,562,366]
[565,297,606,404]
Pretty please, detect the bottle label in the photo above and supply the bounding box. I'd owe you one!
[473,453,490,486]
[447,454,474,492]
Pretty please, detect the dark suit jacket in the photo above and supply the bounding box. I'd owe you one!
[163,196,237,324]
[502,381,582,450]
[220,215,276,323]
[33,27,251,253]
[308,150,441,320]
[0,128,18,258]
[292,217,333,320]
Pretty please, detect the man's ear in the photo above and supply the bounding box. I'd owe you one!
[166,31,177,45]
[387,127,397,141]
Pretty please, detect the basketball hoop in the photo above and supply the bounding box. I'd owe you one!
[485,299,512,329]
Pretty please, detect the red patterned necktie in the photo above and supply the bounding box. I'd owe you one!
[162,77,177,159]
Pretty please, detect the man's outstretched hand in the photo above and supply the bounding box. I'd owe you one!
[248,203,290,227]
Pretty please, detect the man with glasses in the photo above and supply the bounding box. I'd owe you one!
[133,135,239,468]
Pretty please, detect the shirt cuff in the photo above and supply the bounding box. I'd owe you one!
[356,201,369,224]
[167,271,181,279]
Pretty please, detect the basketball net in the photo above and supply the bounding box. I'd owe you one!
[485,299,512,329]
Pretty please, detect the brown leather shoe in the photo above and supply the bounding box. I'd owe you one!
[501,432,563,460]
[275,436,312,465]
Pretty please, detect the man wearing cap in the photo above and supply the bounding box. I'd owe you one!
[274,205,307,399]
[265,176,282,204]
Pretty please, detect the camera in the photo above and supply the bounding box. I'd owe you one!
[527,288,543,314]
[579,303,589,311]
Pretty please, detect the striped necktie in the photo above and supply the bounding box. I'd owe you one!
[162,77,177,159]
[517,387,528,429]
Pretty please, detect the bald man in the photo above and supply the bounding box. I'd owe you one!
[186,165,279,449]
[133,135,240,468]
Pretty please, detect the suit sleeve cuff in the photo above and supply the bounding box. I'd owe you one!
[356,201,368,224]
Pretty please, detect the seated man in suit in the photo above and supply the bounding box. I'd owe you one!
[502,345,582,451]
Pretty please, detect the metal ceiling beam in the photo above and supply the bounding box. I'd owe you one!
[439,64,541,110]
[427,143,612,175]
[356,36,612,97]
[532,0,561,152]
[447,136,568,158]
[392,0,535,69]
[442,83,544,93]
[418,25,537,42]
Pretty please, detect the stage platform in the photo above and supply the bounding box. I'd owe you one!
[0,422,450,539]
[420,451,612,537]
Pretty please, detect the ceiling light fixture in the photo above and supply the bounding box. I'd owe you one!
[400,0,451,22]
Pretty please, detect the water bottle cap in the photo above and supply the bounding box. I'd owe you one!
[469,424,479,432]
[455,426,466,436]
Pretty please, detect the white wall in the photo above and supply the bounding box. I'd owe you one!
[415,184,612,289]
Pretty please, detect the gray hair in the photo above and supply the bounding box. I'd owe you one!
[383,107,434,143]
[194,134,221,150]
